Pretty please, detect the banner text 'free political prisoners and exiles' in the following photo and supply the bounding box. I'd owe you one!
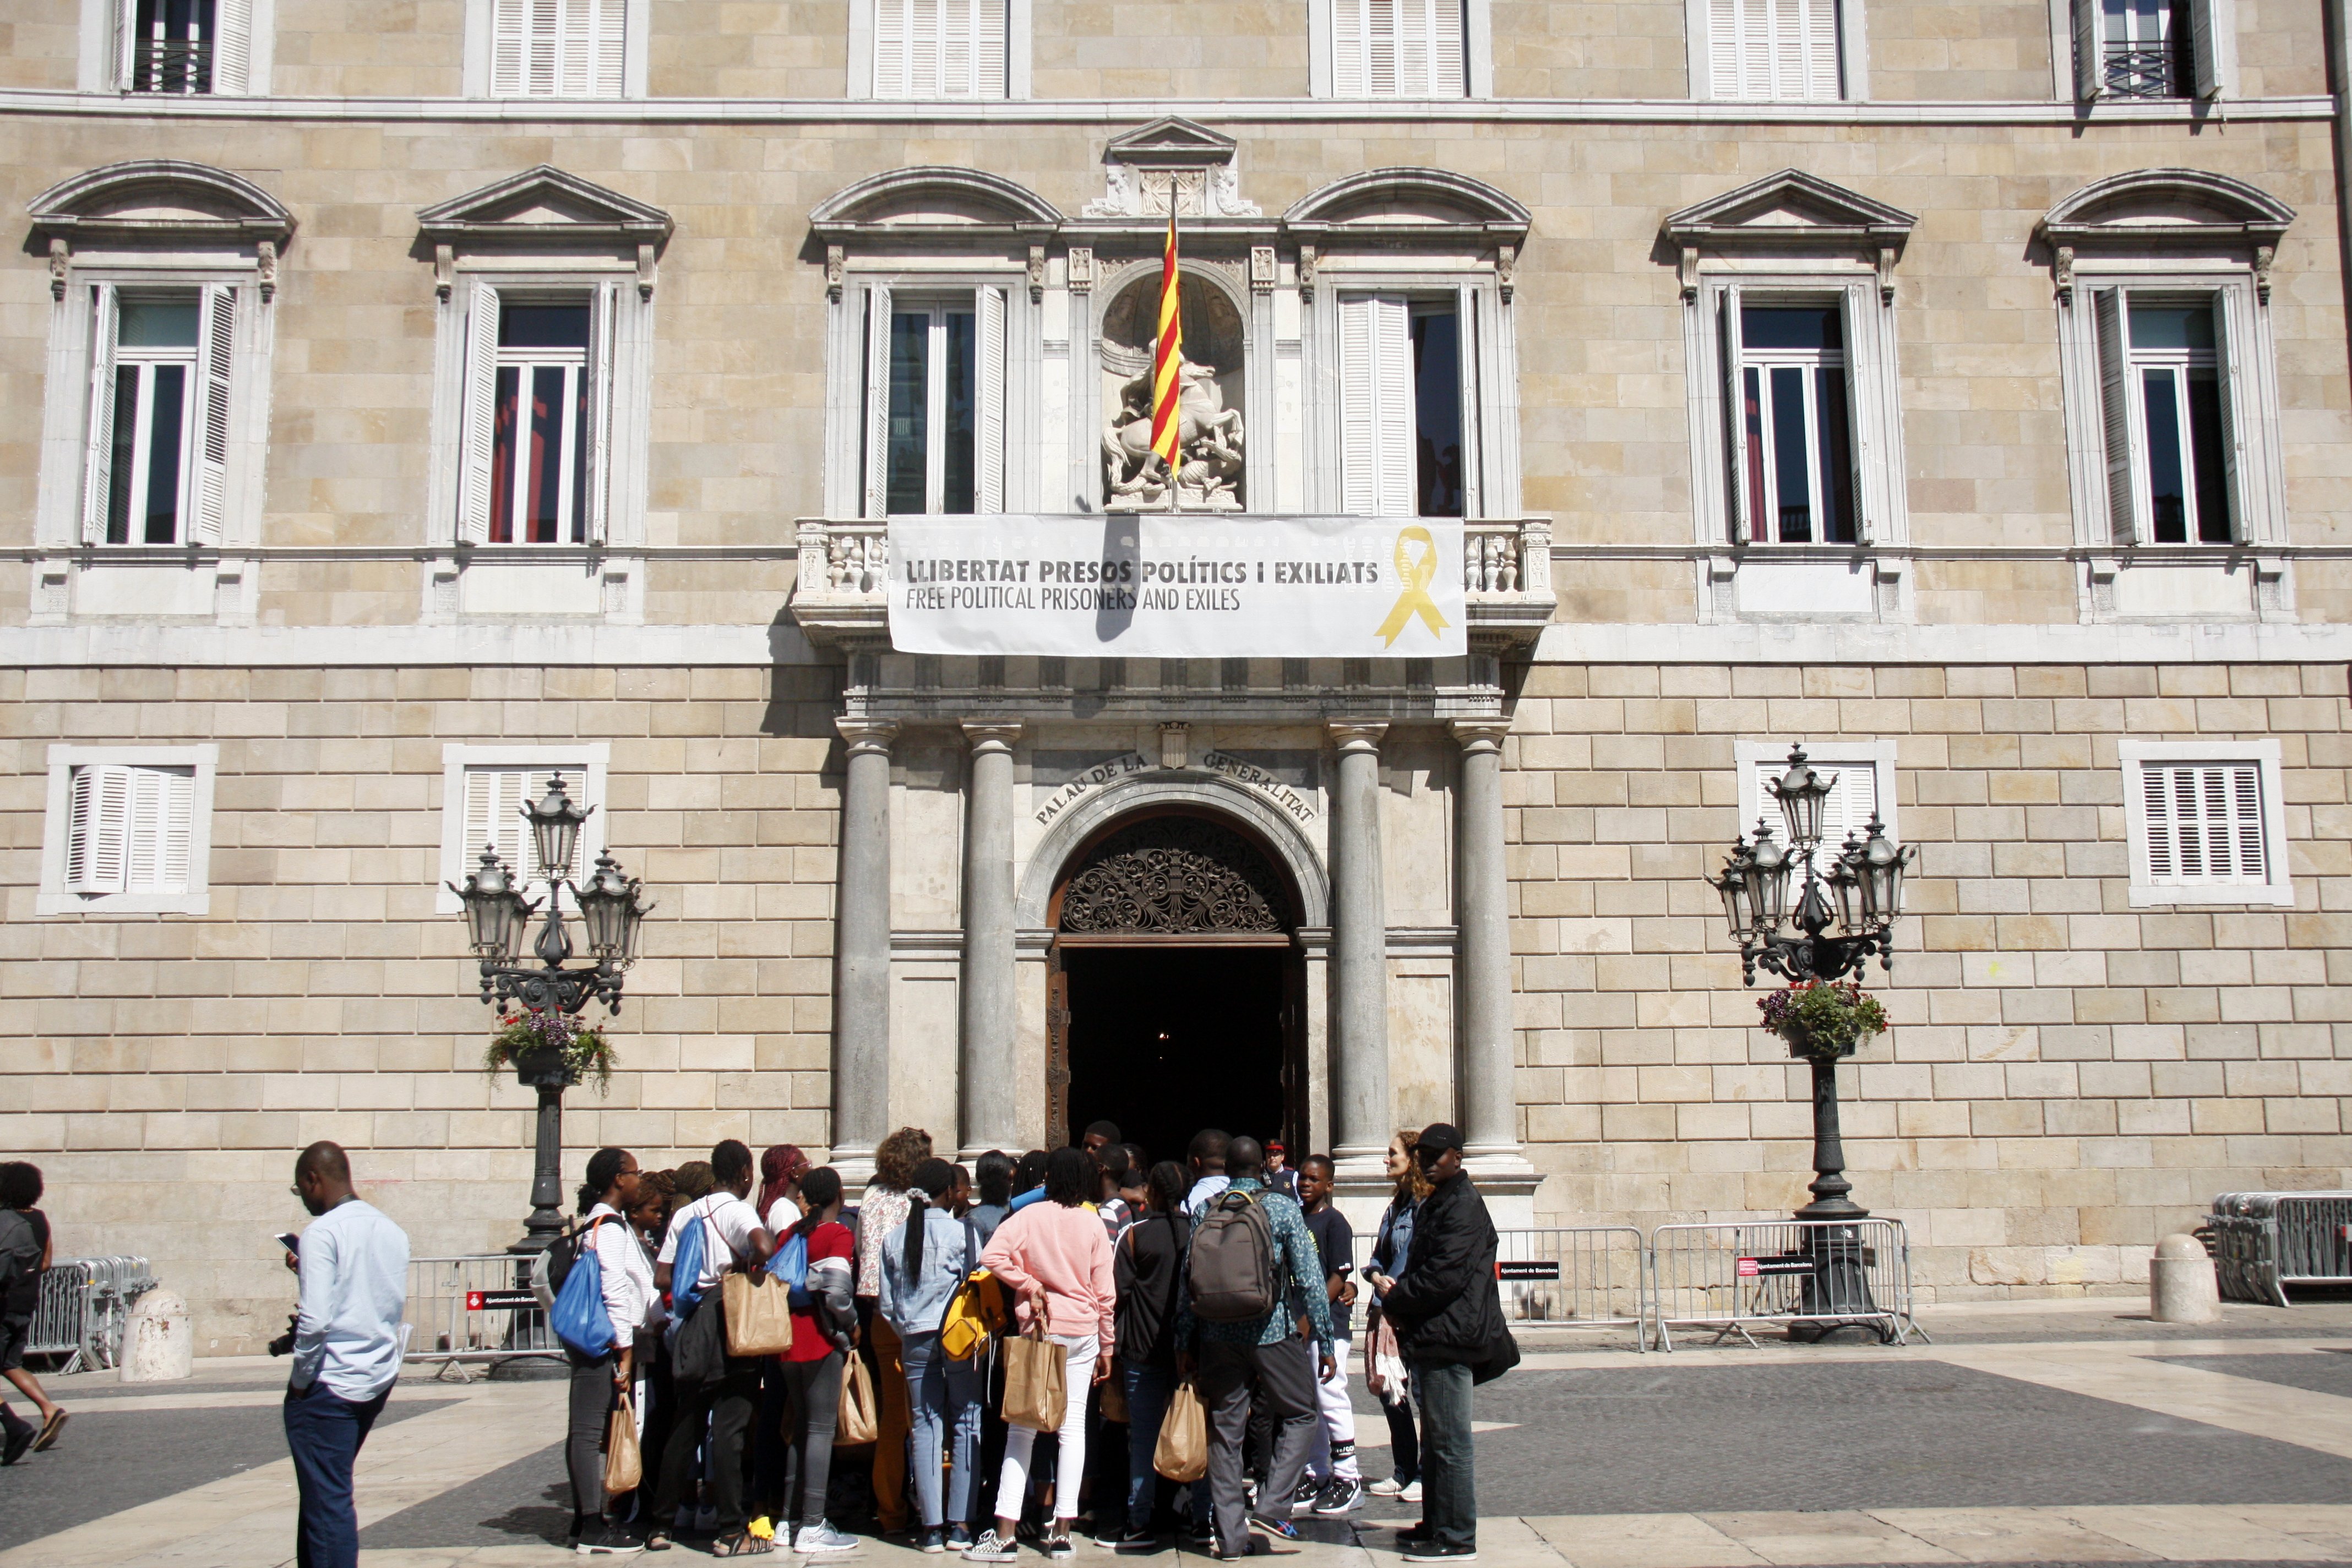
[885,514,1467,659]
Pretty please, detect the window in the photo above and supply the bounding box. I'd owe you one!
[38,744,218,915]
[1331,0,1467,97]
[1338,295,1479,518]
[2073,0,2232,99]
[457,284,620,545]
[83,284,237,548]
[117,0,252,94]
[1707,0,1843,100]
[491,0,626,97]
[2095,291,2237,545]
[1733,303,1856,545]
[2120,741,2290,906]
[437,744,609,912]
[859,285,1006,517]
[871,0,1008,97]
[1736,739,1896,856]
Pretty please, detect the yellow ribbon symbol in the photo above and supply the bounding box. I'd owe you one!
[1373,525,1451,648]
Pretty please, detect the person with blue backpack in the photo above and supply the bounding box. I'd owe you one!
[555,1147,654,1556]
[880,1158,984,1554]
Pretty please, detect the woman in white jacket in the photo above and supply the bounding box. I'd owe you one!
[570,1146,656,1554]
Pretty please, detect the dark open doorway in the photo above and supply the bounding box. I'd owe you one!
[1062,945,1292,1169]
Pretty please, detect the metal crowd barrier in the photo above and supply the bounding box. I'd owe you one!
[1492,1226,1649,1347]
[2208,1191,2352,1306]
[24,1255,154,1372]
[1648,1218,1916,1351]
[401,1253,563,1365]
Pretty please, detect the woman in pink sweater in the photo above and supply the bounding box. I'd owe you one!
[965,1146,1114,1563]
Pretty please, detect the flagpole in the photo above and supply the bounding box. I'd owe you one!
[1152,203,1183,516]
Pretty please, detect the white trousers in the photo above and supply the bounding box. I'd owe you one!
[1307,1336,1358,1481]
[994,1333,1097,1524]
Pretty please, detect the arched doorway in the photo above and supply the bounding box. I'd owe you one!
[1046,810,1305,1161]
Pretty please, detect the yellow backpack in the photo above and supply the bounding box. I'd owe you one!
[940,1268,1009,1361]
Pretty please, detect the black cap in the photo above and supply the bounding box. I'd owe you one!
[1414,1123,1466,1155]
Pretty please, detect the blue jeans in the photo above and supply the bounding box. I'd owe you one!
[283,1379,390,1568]
[1123,1362,1175,1529]
[901,1329,984,1528]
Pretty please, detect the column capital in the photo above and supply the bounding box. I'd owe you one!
[836,717,900,753]
[1449,718,1511,753]
[962,721,1025,753]
[1326,719,1389,753]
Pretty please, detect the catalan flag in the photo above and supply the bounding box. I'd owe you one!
[1150,208,1182,488]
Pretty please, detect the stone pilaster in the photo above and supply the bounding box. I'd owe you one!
[832,717,898,1180]
[1327,720,1391,1171]
[1452,719,1537,1221]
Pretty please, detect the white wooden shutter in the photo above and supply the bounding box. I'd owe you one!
[974,0,1008,95]
[585,282,617,544]
[874,0,908,95]
[1368,0,1398,94]
[911,0,943,95]
[1431,0,1466,94]
[2142,761,2266,885]
[1454,288,1483,518]
[529,0,561,94]
[1333,0,1368,94]
[1708,0,1739,97]
[1721,284,1751,541]
[212,0,253,91]
[1837,284,1875,541]
[466,765,587,882]
[2189,0,2235,98]
[458,282,501,543]
[2093,288,2142,543]
[491,0,526,93]
[64,765,132,895]
[1339,296,1413,516]
[941,0,972,94]
[976,286,1006,513]
[189,283,236,546]
[2208,292,2246,543]
[123,765,195,894]
[1752,756,1878,847]
[592,0,627,96]
[2072,0,2103,97]
[1800,0,1840,99]
[81,283,122,545]
[862,284,893,518]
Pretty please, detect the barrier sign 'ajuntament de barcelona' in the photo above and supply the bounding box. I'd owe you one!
[885,514,1467,659]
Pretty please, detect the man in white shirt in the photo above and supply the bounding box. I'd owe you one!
[647,1140,776,1554]
[277,1141,410,1568]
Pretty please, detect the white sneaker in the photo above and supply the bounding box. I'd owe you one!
[1367,1477,1408,1498]
[1398,1480,1423,1504]
[794,1522,862,1556]
[962,1529,1018,1564]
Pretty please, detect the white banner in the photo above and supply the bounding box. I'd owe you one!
[886,514,1466,658]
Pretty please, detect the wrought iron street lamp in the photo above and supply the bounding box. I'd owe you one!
[1707,745,1917,1335]
[447,775,654,1252]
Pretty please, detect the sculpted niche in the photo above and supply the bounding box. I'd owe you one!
[1099,271,1247,510]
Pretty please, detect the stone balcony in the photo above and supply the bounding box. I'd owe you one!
[788,514,1558,653]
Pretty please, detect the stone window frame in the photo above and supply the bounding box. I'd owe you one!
[436,743,611,914]
[1685,0,1870,101]
[1308,0,1495,100]
[37,743,220,917]
[2119,738,2291,908]
[79,0,275,95]
[29,161,290,627]
[846,0,1032,99]
[1733,738,1899,846]
[810,170,1060,519]
[2064,0,2236,104]
[417,167,669,619]
[460,0,651,99]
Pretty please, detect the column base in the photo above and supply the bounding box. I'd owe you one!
[829,1144,878,1192]
[1463,1145,1542,1232]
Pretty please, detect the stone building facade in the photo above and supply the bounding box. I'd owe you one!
[5,0,2352,1346]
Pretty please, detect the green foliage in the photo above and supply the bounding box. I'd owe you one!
[483,1008,615,1095]
[1756,979,1889,1061]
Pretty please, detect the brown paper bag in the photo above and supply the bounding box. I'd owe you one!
[1152,1377,1207,1482]
[839,1351,880,1444]
[1000,1322,1066,1433]
[1098,1366,1129,1425]
[722,1268,794,1358]
[603,1387,644,1495]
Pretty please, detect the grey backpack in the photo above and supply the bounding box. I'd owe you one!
[1187,1189,1278,1322]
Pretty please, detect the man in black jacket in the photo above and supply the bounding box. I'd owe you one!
[1366,1124,1512,1564]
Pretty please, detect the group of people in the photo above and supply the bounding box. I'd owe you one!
[562,1118,1513,1563]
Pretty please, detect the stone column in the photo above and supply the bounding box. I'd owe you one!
[1327,720,1390,1167]
[1451,719,1520,1161]
[832,717,898,1172]
[959,722,1024,1157]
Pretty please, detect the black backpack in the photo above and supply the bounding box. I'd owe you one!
[543,1219,591,1294]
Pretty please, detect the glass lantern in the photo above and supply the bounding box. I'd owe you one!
[1854,814,1915,928]
[1741,821,1792,933]
[575,853,644,963]
[448,845,535,963]
[1823,831,1866,933]
[524,774,592,883]
[1711,837,1756,943]
[1768,745,1835,851]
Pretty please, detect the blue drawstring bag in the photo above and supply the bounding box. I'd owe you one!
[670,1209,709,1315]
[766,1224,812,1310]
[551,1217,616,1358]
